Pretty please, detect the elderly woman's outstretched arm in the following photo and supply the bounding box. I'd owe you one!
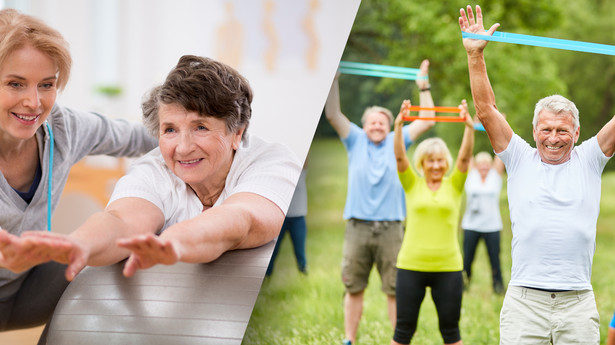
[4,191,285,279]
[118,192,284,277]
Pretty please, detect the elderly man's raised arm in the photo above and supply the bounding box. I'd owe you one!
[596,116,615,157]
[325,73,351,139]
[459,5,512,153]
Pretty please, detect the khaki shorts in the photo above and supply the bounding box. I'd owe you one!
[500,286,600,345]
[341,219,403,295]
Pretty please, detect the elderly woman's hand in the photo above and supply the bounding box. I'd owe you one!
[396,100,411,129]
[117,234,182,277]
[459,99,474,129]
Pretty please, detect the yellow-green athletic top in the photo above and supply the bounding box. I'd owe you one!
[396,166,467,272]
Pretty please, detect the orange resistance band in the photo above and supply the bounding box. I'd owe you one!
[407,106,460,113]
[402,116,466,122]
[402,105,465,122]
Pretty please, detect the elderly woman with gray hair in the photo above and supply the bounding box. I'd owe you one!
[4,55,301,280]
[390,99,474,345]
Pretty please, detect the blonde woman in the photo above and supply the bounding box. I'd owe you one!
[391,99,474,345]
[0,8,156,339]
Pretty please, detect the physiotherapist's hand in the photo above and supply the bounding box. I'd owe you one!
[0,229,36,273]
[0,230,88,281]
[117,234,181,277]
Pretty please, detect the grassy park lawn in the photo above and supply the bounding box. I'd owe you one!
[243,137,615,345]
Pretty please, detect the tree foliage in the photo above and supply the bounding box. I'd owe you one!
[316,0,615,168]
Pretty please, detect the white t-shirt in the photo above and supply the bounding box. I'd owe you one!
[498,133,610,290]
[461,168,503,232]
[109,133,301,232]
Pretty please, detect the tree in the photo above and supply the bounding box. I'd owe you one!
[317,0,580,158]
[547,0,615,147]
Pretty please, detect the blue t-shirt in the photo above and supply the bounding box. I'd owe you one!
[341,123,412,221]
[610,311,615,328]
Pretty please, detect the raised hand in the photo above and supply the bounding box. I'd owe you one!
[416,59,430,90]
[396,100,411,128]
[117,234,181,277]
[459,99,474,129]
[459,5,500,54]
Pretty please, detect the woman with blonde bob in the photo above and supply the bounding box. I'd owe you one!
[0,8,156,340]
[390,99,474,345]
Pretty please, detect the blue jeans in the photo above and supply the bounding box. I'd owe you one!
[463,229,504,292]
[266,216,307,275]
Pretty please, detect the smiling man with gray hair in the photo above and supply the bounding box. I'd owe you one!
[460,4,615,344]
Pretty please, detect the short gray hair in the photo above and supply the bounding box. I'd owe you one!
[361,106,393,127]
[533,95,579,130]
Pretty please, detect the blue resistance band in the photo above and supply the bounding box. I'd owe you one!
[461,31,615,56]
[339,61,428,80]
[44,121,53,231]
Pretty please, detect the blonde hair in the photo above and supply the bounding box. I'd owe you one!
[0,9,71,90]
[361,106,393,127]
[474,151,493,165]
[413,137,452,176]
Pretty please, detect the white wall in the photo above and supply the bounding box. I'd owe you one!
[5,0,360,163]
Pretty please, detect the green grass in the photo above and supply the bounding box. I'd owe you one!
[242,138,615,345]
